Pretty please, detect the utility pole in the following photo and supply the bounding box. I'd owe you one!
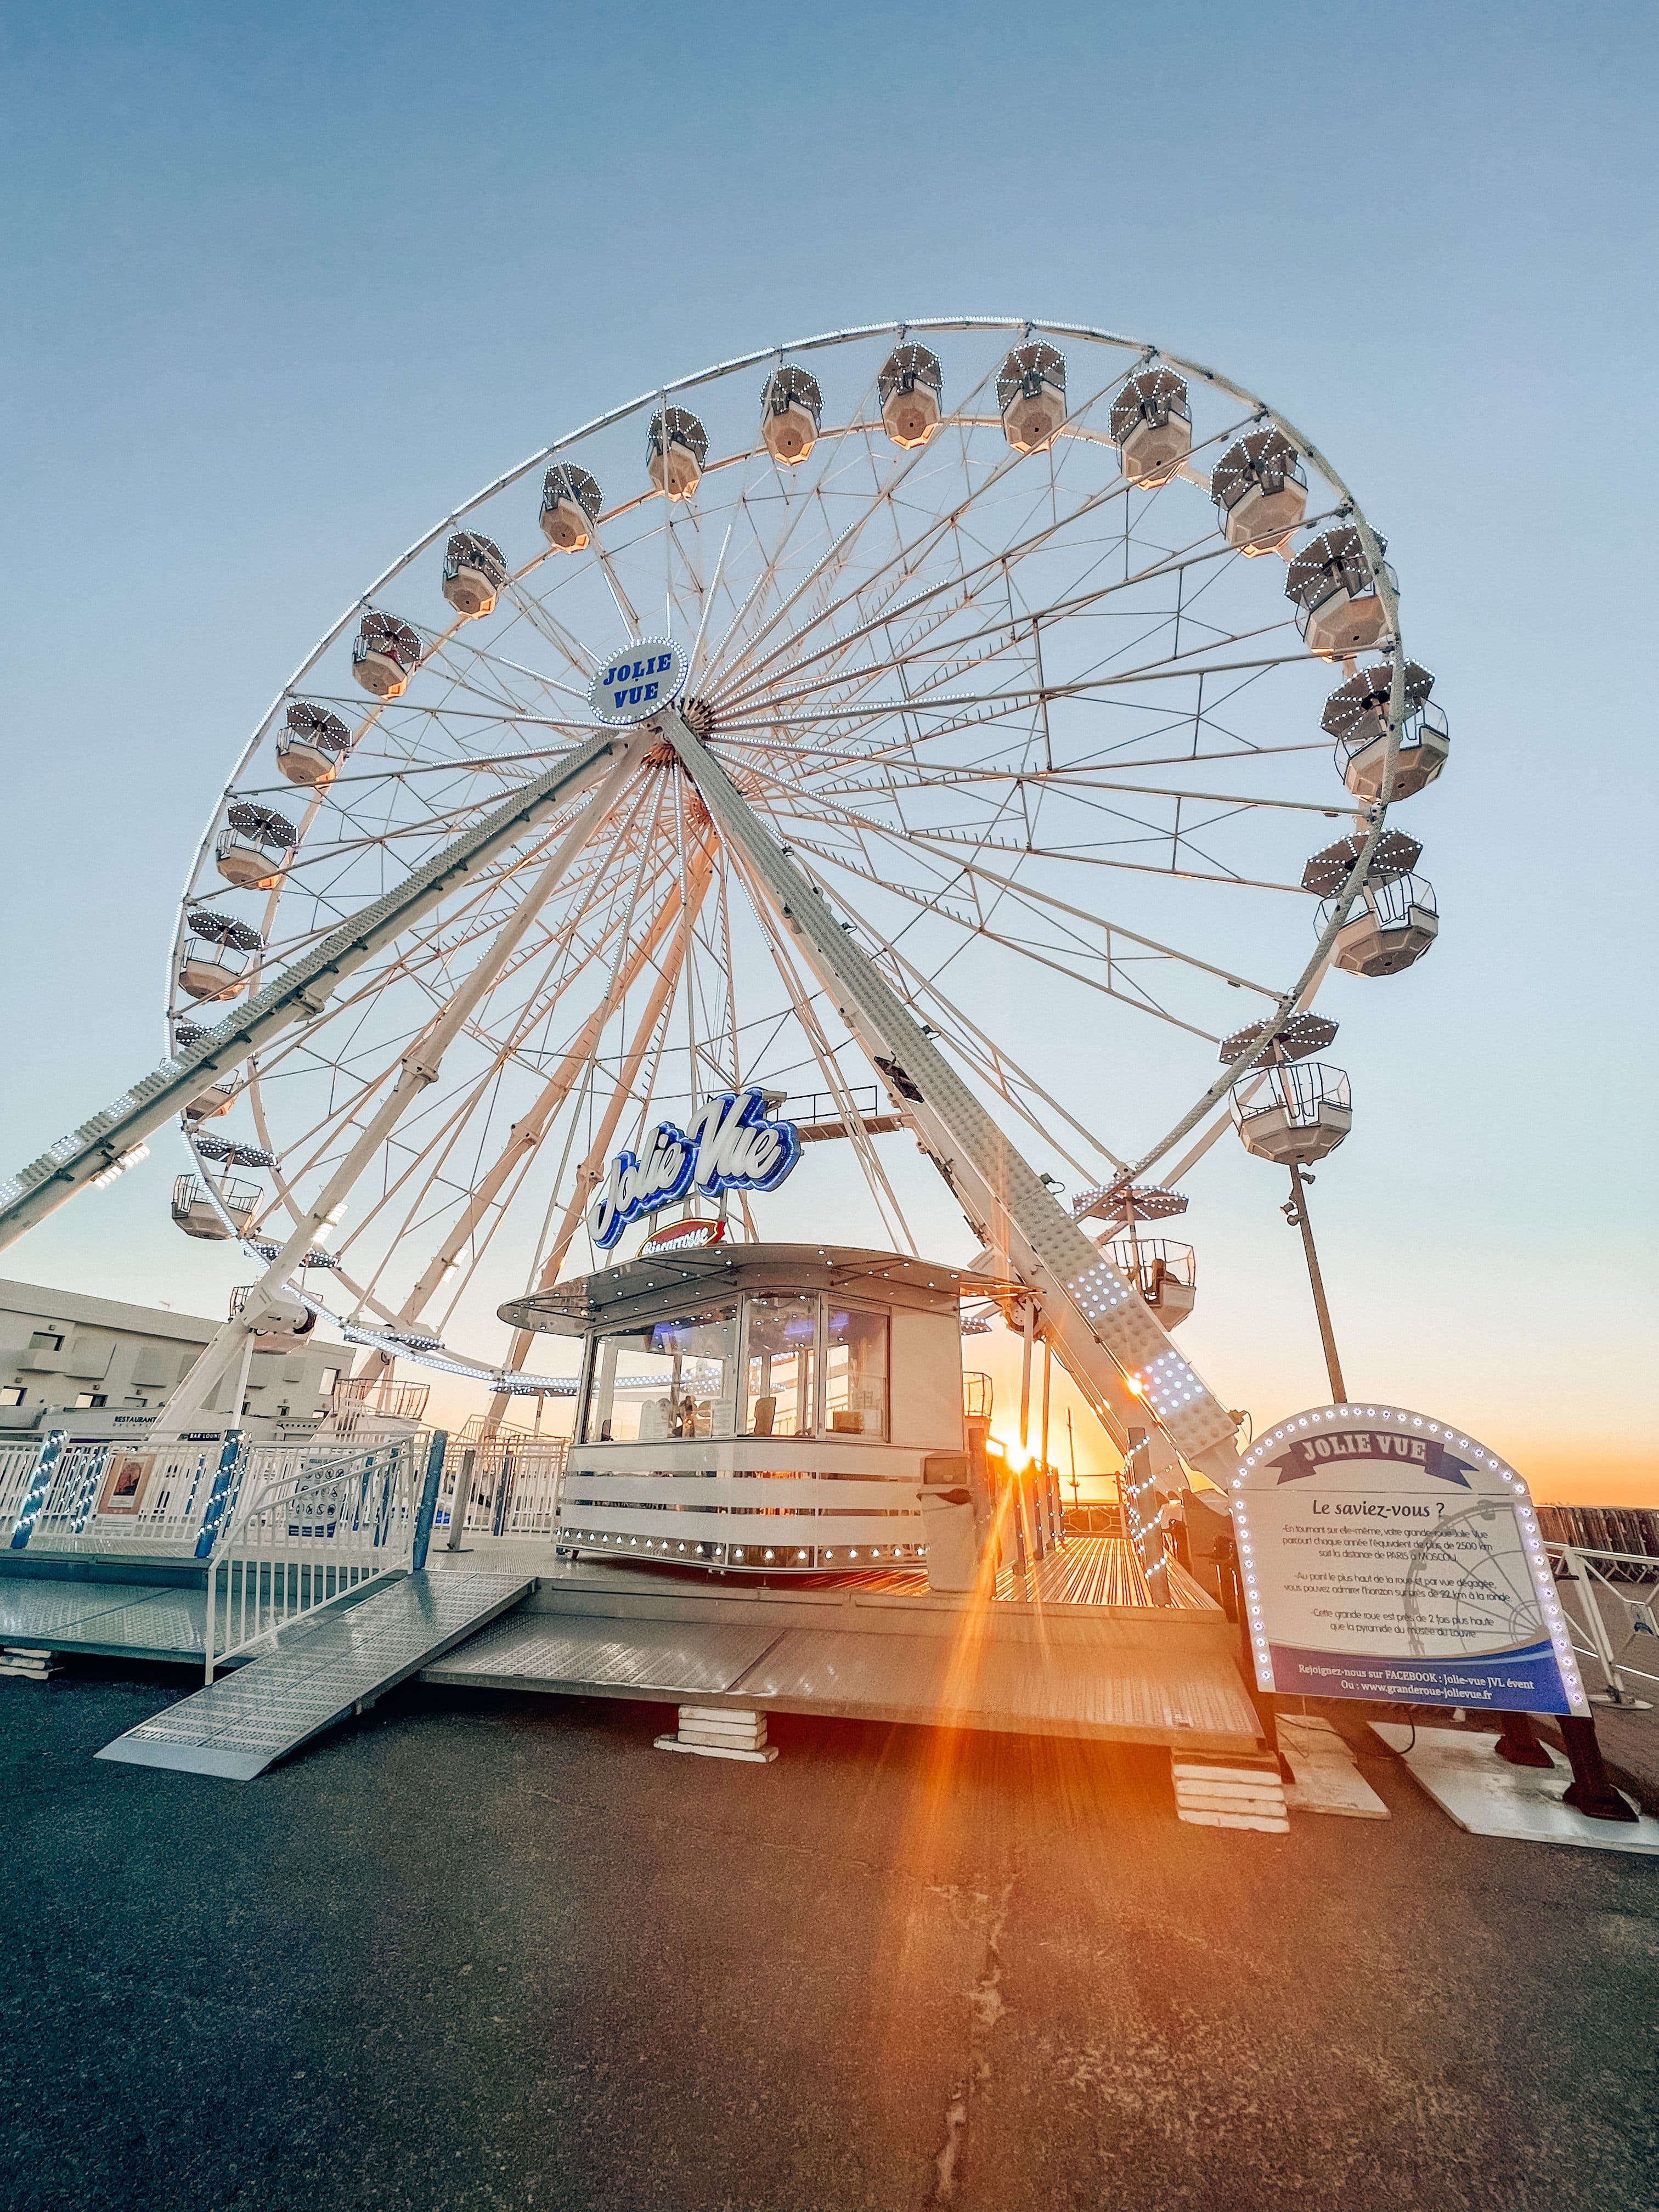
[1284,1161,1347,1403]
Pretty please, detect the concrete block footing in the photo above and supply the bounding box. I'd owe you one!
[655,1705,778,1763]
[1172,1751,1288,1833]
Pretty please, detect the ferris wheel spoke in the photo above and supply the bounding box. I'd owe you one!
[702,351,1011,697]
[495,576,601,682]
[875,938,1128,1176]
[724,851,918,1254]
[710,447,1250,726]
[752,771,1290,992]
[785,822,1242,1044]
[709,470,1129,720]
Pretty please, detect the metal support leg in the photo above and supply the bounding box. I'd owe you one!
[8,1431,65,1550]
[1285,1161,1347,1404]
[1493,1711,1554,1769]
[1558,1715,1638,1822]
[411,1431,448,1573]
[445,1448,477,1551]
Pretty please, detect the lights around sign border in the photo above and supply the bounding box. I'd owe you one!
[588,637,687,726]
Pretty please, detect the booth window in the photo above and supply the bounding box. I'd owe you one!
[583,1305,737,1443]
[743,1295,817,1437]
[823,1305,888,1437]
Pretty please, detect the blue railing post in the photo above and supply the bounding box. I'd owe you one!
[193,1430,245,1560]
[411,1431,448,1573]
[9,1431,66,1549]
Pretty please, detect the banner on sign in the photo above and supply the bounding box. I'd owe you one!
[1229,1404,1589,1716]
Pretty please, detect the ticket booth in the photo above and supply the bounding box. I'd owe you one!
[499,1243,976,1575]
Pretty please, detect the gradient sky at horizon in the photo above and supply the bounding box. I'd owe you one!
[2,2,1654,1502]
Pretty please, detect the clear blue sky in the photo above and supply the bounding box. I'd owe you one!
[2,2,1654,1497]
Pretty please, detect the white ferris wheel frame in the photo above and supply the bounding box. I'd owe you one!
[0,318,1415,1470]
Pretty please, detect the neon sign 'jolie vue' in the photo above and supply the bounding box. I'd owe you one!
[586,1090,801,1250]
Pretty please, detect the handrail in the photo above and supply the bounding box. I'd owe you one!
[203,1430,444,1680]
[1545,1541,1658,1708]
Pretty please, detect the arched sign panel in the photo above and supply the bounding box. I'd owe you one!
[1231,1404,1589,1716]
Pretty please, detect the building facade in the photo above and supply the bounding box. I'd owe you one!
[0,1278,341,1446]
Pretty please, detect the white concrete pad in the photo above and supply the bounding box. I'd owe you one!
[1176,1807,1289,1833]
[654,1735,778,1763]
[1371,1724,1659,1855]
[1279,1714,1390,1820]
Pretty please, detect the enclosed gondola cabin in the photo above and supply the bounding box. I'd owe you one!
[647,409,708,501]
[352,612,422,699]
[997,344,1066,455]
[759,366,823,466]
[499,1243,975,1575]
[276,702,353,787]
[538,464,602,552]
[878,343,944,448]
[1110,367,1192,488]
[442,533,507,619]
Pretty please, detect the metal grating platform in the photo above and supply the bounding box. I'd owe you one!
[430,1614,787,1701]
[423,1604,1259,1751]
[96,1571,534,1780]
[0,1577,205,1661]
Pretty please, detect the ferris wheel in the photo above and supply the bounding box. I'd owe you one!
[133,317,1446,1438]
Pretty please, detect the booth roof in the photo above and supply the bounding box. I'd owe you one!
[498,1242,1006,1337]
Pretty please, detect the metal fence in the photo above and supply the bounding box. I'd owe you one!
[205,1432,443,1680]
[11,1437,231,1555]
[1547,1542,1659,1710]
[1538,1505,1659,1570]
[436,1435,567,1544]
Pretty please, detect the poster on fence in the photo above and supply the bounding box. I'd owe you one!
[1231,1404,1590,1716]
[96,1453,151,1516]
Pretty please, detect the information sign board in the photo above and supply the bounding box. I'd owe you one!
[1231,1403,1588,1716]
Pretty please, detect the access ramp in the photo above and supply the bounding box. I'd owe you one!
[97,1568,533,1780]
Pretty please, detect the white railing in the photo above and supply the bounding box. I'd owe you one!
[21,1439,228,1555]
[205,1431,442,1680]
[1547,1543,1659,1709]
[0,1439,46,1538]
[437,1437,567,1545]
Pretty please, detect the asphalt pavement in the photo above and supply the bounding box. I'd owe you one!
[2,1663,1656,2212]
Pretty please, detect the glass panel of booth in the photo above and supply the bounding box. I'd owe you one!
[578,1293,894,1444]
[824,1305,888,1437]
[582,1305,738,1443]
[743,1295,817,1437]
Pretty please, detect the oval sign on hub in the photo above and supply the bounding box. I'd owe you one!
[589,638,686,724]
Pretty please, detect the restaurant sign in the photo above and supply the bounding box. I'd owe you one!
[1231,1402,1589,1715]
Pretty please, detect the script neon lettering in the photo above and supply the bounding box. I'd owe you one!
[585,1090,802,1250]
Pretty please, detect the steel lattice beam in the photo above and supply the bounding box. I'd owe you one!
[659,706,1242,1484]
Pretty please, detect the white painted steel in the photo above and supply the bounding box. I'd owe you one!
[26,1440,224,1556]
[658,706,1240,1480]
[0,320,1421,1502]
[204,1434,426,1680]
[1548,1544,1659,1704]
[438,1436,568,1539]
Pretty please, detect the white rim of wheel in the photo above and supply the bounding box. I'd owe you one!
[168,318,1418,1389]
